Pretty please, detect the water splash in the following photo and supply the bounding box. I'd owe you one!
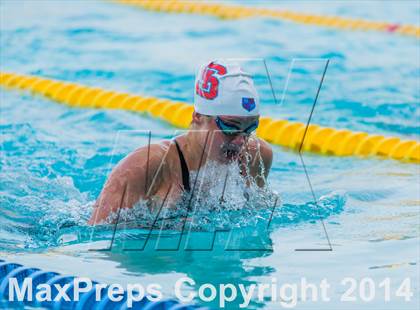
[75,162,346,249]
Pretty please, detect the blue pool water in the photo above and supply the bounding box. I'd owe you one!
[0,1,419,309]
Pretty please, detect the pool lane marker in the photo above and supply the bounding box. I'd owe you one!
[0,71,419,163]
[0,260,205,309]
[115,0,420,38]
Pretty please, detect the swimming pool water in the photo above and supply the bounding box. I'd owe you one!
[0,0,419,309]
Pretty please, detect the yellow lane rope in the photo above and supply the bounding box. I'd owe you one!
[1,71,419,163]
[115,0,420,38]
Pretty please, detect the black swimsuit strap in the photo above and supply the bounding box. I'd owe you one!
[174,139,191,192]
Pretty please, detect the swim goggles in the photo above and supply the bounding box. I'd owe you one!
[215,117,259,137]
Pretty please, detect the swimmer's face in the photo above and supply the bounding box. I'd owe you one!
[194,113,259,162]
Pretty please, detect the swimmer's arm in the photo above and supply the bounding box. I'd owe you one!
[88,145,164,225]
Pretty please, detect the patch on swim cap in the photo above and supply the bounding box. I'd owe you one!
[242,97,256,112]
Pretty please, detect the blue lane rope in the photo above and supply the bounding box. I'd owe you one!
[0,259,209,309]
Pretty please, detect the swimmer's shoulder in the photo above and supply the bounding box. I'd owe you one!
[257,137,272,156]
[249,137,273,161]
[247,136,273,176]
[113,140,176,179]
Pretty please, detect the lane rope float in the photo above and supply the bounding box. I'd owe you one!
[0,259,208,309]
[0,71,419,163]
[115,0,420,38]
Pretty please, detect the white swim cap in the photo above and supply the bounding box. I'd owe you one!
[194,60,260,116]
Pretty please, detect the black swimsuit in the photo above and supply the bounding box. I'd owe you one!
[174,139,191,192]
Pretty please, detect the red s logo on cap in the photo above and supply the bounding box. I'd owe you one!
[195,62,227,100]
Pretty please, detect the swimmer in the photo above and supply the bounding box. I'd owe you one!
[89,60,272,224]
